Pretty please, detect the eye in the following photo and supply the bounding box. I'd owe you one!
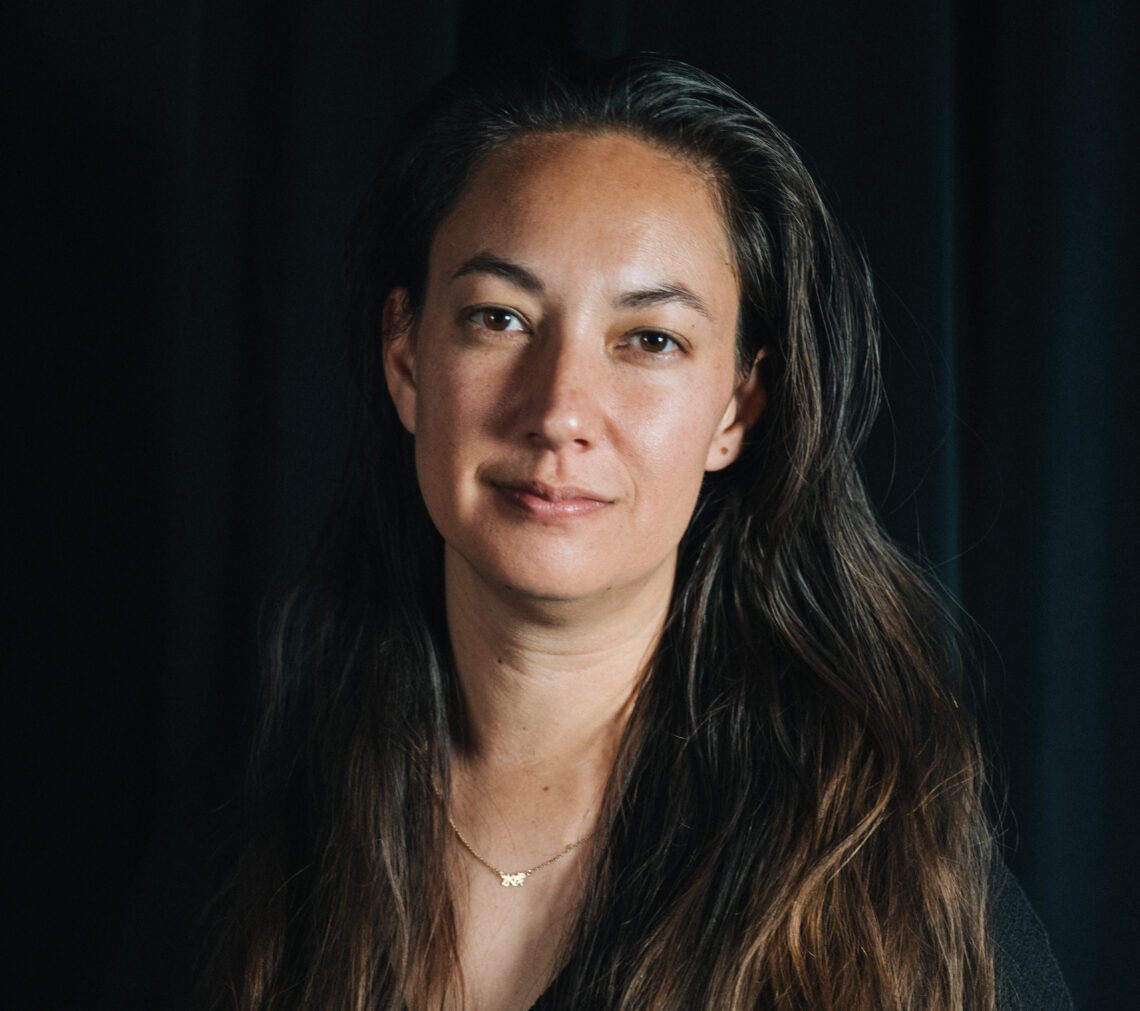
[634,331,681,354]
[469,307,526,332]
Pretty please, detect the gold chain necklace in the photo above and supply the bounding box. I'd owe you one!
[444,810,593,888]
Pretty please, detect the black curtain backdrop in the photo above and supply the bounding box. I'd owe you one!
[7,2,1137,1007]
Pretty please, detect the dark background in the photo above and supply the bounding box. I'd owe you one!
[6,1,1137,1007]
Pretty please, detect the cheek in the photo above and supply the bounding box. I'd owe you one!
[415,348,503,445]
[411,350,511,522]
[618,385,724,495]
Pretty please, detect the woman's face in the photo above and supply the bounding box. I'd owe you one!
[384,131,763,610]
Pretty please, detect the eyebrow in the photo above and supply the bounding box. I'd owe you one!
[452,252,713,320]
[452,253,544,294]
[616,283,712,320]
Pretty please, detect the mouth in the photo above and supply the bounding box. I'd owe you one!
[491,479,613,519]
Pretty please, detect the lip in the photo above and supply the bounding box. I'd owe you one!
[491,480,613,520]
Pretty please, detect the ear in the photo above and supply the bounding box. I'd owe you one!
[705,347,768,472]
[381,287,417,434]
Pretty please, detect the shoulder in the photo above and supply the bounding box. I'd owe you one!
[990,858,1074,1011]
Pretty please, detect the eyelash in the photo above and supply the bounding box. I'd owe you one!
[464,307,685,356]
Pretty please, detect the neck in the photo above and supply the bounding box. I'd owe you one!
[443,545,672,831]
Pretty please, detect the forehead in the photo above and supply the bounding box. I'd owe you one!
[429,130,737,290]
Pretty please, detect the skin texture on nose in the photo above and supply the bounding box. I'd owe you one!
[382,130,763,616]
[524,329,597,450]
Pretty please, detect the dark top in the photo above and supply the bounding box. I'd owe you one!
[990,859,1074,1010]
[81,795,1073,1010]
[527,855,1074,1009]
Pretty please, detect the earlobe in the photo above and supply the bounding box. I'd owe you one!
[705,347,768,471]
[381,288,417,435]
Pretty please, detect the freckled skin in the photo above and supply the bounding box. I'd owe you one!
[384,131,764,616]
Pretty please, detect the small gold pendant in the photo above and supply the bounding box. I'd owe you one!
[499,872,528,887]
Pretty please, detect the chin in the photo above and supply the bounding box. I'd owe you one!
[494,568,613,606]
[485,556,676,613]
[444,536,678,612]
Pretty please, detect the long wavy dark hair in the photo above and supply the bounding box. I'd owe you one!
[197,54,994,1010]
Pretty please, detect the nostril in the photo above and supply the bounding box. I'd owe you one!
[526,424,591,448]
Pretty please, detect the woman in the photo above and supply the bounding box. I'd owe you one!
[198,54,1070,1009]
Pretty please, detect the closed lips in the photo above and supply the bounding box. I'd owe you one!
[492,480,612,503]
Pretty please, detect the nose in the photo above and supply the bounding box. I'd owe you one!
[520,330,602,451]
